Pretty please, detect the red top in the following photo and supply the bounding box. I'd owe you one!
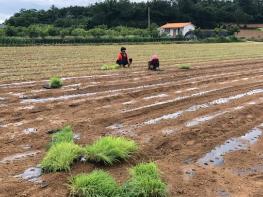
[117,52,128,61]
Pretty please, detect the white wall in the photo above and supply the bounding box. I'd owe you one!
[182,24,195,36]
[160,24,195,37]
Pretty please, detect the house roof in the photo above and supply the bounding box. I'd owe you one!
[161,22,192,29]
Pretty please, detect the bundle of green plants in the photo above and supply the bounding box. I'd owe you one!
[122,162,167,197]
[177,64,191,69]
[49,76,63,88]
[52,126,74,145]
[41,142,83,172]
[101,64,120,70]
[69,170,122,197]
[84,136,138,165]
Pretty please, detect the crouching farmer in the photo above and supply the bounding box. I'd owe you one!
[116,47,132,68]
[148,55,160,71]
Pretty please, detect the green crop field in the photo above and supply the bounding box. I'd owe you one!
[0,42,263,82]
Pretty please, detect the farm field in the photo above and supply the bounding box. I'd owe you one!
[0,42,263,196]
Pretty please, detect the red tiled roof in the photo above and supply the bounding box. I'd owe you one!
[161,22,192,29]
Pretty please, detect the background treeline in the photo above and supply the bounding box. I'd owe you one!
[0,24,160,38]
[3,0,263,29]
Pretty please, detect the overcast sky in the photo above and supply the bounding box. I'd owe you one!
[0,0,144,23]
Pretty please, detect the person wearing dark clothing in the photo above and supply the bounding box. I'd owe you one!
[148,55,160,71]
[116,47,132,68]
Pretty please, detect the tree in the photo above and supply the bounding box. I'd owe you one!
[71,28,87,37]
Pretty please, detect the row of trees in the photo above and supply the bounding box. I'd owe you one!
[4,0,263,29]
[0,24,160,38]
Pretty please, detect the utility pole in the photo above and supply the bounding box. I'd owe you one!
[148,7,151,29]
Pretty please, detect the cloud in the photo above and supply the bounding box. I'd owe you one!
[0,0,100,23]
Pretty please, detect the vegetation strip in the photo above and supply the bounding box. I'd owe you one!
[84,136,138,165]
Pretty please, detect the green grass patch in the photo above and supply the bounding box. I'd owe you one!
[84,136,138,165]
[129,162,160,179]
[177,64,191,69]
[49,76,63,88]
[52,126,73,145]
[41,142,83,172]
[123,162,167,197]
[101,64,120,70]
[258,28,263,31]
[69,170,122,197]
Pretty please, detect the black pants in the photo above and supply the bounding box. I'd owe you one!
[117,60,129,67]
[148,61,159,70]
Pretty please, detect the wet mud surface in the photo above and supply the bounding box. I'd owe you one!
[0,59,263,196]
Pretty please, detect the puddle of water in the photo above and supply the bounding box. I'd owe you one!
[19,144,32,150]
[123,100,136,105]
[17,167,42,181]
[143,89,263,125]
[161,128,178,137]
[145,111,183,125]
[1,120,28,128]
[18,105,35,110]
[107,123,124,130]
[31,89,47,93]
[73,133,80,140]
[125,86,237,113]
[233,164,263,176]
[143,94,168,100]
[184,169,196,177]
[21,92,97,104]
[61,73,119,80]
[186,98,263,128]
[107,123,137,137]
[185,111,227,127]
[197,126,263,166]
[216,190,230,197]
[23,128,37,134]
[15,166,48,187]
[9,92,25,98]
[210,89,263,105]
[62,83,81,88]
[0,150,40,164]
[0,81,36,88]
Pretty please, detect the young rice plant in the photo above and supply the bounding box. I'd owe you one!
[122,162,167,197]
[101,64,120,70]
[84,136,138,165]
[177,64,191,69]
[41,142,83,172]
[49,76,63,88]
[52,126,74,145]
[69,170,122,197]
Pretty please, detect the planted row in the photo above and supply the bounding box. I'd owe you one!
[41,126,138,172]
[70,162,167,197]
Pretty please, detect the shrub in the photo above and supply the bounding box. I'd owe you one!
[84,136,138,165]
[122,162,167,197]
[49,77,63,88]
[41,142,83,172]
[101,64,120,70]
[177,64,191,69]
[52,126,73,145]
[69,170,122,197]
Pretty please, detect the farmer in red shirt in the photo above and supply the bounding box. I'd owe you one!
[116,47,132,68]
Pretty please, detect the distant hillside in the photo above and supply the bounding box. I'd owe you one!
[5,0,263,29]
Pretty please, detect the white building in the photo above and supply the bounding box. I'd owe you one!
[160,22,195,37]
